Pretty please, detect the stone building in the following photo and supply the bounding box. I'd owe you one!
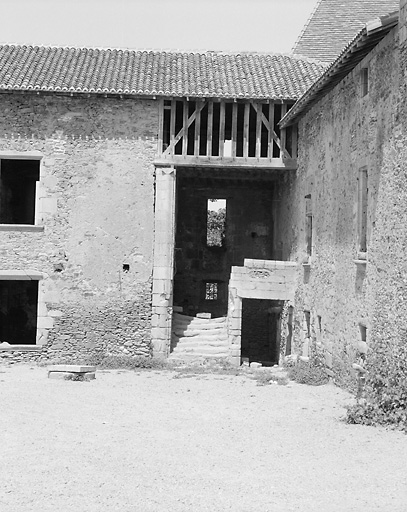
[1,0,406,375]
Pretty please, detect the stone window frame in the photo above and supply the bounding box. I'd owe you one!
[0,270,50,351]
[0,151,45,233]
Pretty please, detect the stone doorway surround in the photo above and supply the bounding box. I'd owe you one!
[227,259,297,366]
[151,166,177,358]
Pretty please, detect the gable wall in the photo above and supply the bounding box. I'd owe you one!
[275,28,400,378]
[0,93,158,362]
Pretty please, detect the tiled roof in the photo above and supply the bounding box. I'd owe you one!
[0,45,326,101]
[281,11,399,127]
[293,0,399,62]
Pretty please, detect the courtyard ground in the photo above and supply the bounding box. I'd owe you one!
[1,364,407,512]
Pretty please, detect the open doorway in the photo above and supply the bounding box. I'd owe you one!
[0,280,38,344]
[241,299,282,365]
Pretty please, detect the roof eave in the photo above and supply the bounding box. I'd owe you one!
[280,10,399,128]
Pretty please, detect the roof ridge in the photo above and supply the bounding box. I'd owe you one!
[0,42,326,63]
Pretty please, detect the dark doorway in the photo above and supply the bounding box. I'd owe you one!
[241,299,282,365]
[0,280,38,344]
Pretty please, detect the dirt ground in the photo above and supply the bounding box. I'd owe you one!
[1,364,407,512]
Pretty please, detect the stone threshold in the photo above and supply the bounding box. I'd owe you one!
[0,224,44,232]
[0,345,43,352]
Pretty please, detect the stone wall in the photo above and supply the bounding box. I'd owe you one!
[0,93,158,362]
[275,28,400,379]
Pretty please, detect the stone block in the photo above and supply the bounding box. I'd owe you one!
[48,365,96,373]
[37,316,54,329]
[324,352,333,368]
[196,312,211,319]
[250,362,262,368]
[48,371,96,380]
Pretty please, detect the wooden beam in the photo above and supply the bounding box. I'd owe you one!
[169,100,176,155]
[182,99,188,156]
[250,101,291,159]
[154,155,297,170]
[255,103,262,158]
[231,102,238,158]
[157,98,164,156]
[194,101,201,156]
[268,102,274,158]
[219,102,225,157]
[280,104,287,159]
[163,101,206,156]
[243,103,250,158]
[207,101,213,157]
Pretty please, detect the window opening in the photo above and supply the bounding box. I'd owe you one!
[0,159,40,224]
[305,195,313,256]
[317,315,322,333]
[359,324,367,342]
[207,198,226,247]
[358,168,368,252]
[0,280,38,344]
[205,282,218,301]
[361,68,369,97]
[304,310,311,338]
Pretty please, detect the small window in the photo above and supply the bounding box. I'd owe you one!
[358,168,368,252]
[205,282,218,301]
[0,159,40,224]
[361,68,369,97]
[207,198,226,247]
[305,195,313,256]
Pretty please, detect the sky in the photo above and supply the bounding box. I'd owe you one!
[0,0,318,53]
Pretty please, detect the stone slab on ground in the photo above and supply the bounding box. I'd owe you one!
[48,371,96,380]
[47,365,96,373]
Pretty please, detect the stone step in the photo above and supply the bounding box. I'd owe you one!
[173,335,228,345]
[170,347,229,357]
[172,328,228,338]
[173,314,226,326]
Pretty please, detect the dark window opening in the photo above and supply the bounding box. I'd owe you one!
[0,280,38,345]
[317,315,322,333]
[304,310,311,338]
[358,168,368,252]
[123,264,130,272]
[0,159,40,224]
[361,68,369,97]
[205,282,218,301]
[305,195,312,256]
[207,198,226,247]
[359,324,367,342]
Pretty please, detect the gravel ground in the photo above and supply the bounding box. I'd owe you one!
[1,364,407,512]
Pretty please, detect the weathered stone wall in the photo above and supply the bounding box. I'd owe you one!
[275,28,400,379]
[0,93,158,362]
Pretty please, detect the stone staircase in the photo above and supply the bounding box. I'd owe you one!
[169,313,229,361]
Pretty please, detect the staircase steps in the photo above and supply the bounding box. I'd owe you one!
[170,313,229,360]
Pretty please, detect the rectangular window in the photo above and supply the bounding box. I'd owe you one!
[358,168,368,252]
[205,282,218,301]
[0,159,40,224]
[0,280,39,345]
[361,68,369,97]
[207,198,226,247]
[305,195,312,256]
